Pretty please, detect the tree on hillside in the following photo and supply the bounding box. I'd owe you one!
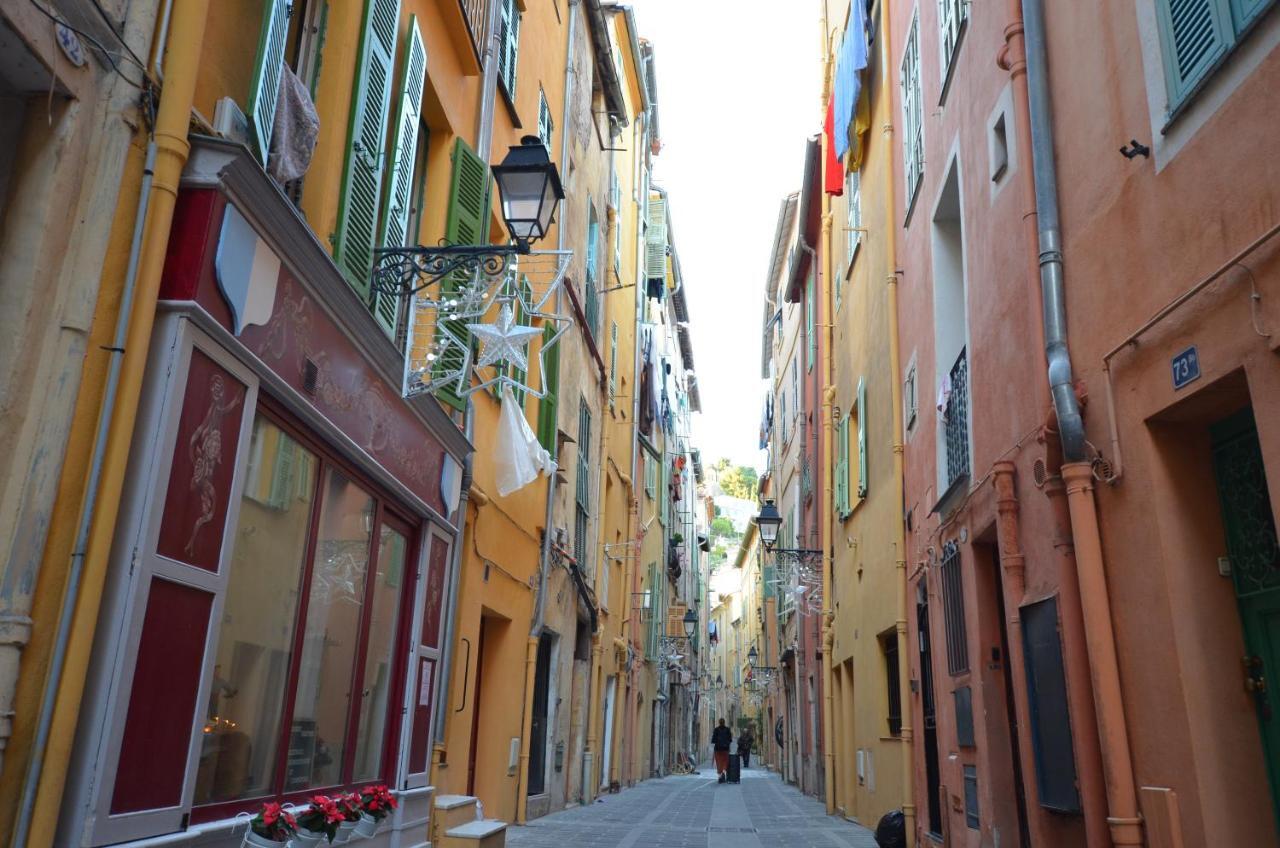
[719,465,759,501]
[710,516,735,538]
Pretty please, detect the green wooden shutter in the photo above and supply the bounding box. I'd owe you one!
[857,378,868,498]
[835,414,848,517]
[334,0,402,300]
[247,0,290,165]
[806,270,816,371]
[1154,0,1232,108]
[498,0,521,96]
[373,15,427,335]
[510,275,532,406]
[536,324,560,455]
[577,401,591,509]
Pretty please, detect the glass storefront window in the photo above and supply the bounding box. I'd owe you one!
[287,469,373,791]
[353,524,407,779]
[195,418,317,804]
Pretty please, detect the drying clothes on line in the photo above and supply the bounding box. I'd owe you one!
[936,372,953,423]
[832,0,869,161]
[269,63,319,183]
[824,95,844,196]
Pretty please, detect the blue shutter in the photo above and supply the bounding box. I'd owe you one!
[1154,0,1232,108]
[247,0,289,165]
[334,0,402,300]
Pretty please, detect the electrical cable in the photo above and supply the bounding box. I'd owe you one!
[27,0,147,90]
[88,0,148,70]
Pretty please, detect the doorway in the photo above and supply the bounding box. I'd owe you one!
[1211,408,1280,824]
[528,632,554,796]
[601,676,616,789]
[918,588,943,839]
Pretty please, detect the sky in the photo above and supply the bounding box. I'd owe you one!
[628,1,821,471]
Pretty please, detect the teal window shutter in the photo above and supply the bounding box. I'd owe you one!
[835,414,849,517]
[536,324,560,456]
[435,137,492,412]
[374,15,427,336]
[857,378,868,498]
[608,321,618,409]
[577,400,591,509]
[1154,0,1232,108]
[247,0,290,166]
[334,0,403,301]
[584,205,600,337]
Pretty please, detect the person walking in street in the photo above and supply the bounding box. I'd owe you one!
[737,729,753,769]
[712,719,733,783]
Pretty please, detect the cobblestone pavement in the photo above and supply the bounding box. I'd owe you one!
[506,765,880,848]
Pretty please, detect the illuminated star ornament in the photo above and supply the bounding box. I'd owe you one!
[467,302,543,371]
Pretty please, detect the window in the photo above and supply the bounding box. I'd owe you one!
[1154,0,1274,113]
[937,0,969,82]
[779,388,788,446]
[990,112,1008,183]
[537,87,554,149]
[856,377,868,498]
[845,170,862,274]
[791,358,799,437]
[963,765,980,829]
[576,399,592,512]
[900,14,924,210]
[881,631,902,737]
[835,413,851,518]
[584,204,601,338]
[608,322,618,410]
[904,359,918,431]
[645,450,657,499]
[497,0,521,98]
[194,413,413,808]
[939,542,969,675]
[806,270,816,372]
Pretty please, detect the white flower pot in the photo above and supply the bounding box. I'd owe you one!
[333,820,358,844]
[243,831,290,848]
[292,827,326,848]
[353,814,379,839]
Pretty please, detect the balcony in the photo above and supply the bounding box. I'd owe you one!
[944,348,970,489]
[433,0,488,75]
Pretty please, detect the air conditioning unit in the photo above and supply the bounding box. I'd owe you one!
[213,97,250,147]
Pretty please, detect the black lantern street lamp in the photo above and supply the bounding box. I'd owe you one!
[753,499,823,567]
[747,645,758,668]
[491,136,565,249]
[683,608,698,639]
[372,136,566,299]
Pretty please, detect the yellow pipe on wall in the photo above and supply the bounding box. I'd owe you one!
[877,0,915,842]
[24,3,211,846]
[515,633,538,823]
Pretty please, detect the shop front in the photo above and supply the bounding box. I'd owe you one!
[58,137,469,848]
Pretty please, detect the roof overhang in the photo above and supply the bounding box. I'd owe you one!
[784,137,822,303]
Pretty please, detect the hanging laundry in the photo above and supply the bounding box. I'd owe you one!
[936,372,953,423]
[824,95,845,196]
[832,0,869,161]
[845,83,873,172]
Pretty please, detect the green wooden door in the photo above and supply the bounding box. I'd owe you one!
[1211,408,1280,827]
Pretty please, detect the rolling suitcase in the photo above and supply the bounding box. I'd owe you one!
[727,753,741,784]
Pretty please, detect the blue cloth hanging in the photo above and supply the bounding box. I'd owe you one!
[833,1,869,160]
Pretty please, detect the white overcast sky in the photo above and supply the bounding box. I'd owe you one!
[630,1,821,470]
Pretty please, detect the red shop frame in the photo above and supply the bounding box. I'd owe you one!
[191,394,424,823]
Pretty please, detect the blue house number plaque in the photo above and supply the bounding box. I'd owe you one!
[1172,346,1200,390]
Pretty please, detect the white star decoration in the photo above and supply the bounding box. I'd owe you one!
[467,302,543,372]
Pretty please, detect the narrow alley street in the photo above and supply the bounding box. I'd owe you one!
[507,767,877,848]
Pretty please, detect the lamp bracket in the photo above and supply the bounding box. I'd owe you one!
[372,244,527,299]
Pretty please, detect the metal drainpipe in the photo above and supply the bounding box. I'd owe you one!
[14,136,156,848]
[475,0,503,158]
[432,406,474,745]
[1020,0,1142,843]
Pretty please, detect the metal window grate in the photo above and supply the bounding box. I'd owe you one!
[963,764,979,829]
[939,542,969,675]
[459,0,488,59]
[883,633,902,737]
[944,348,970,487]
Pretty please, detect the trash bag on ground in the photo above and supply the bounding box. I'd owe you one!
[873,810,906,848]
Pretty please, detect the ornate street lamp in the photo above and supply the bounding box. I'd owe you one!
[753,499,823,568]
[683,608,698,639]
[372,136,566,299]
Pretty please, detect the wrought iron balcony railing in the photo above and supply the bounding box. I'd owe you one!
[460,0,488,58]
[944,348,970,488]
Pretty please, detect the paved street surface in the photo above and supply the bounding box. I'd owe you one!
[507,766,880,848]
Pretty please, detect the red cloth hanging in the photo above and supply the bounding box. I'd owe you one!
[824,94,845,196]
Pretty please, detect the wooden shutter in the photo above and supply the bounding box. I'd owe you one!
[334,0,402,300]
[498,0,521,96]
[374,15,427,335]
[247,0,289,165]
[577,401,591,509]
[806,271,816,371]
[646,194,667,281]
[537,89,553,149]
[836,414,849,517]
[536,324,560,455]
[434,137,491,412]
[857,377,868,497]
[1155,0,1232,107]
[608,322,618,408]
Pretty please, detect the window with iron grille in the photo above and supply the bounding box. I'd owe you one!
[937,0,969,81]
[900,14,924,209]
[944,348,970,487]
[939,542,969,675]
[881,631,902,737]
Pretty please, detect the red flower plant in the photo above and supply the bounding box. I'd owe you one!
[358,784,398,821]
[336,792,363,823]
[250,802,297,843]
[295,795,344,842]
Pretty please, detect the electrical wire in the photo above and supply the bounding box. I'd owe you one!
[88,0,148,70]
[27,0,147,90]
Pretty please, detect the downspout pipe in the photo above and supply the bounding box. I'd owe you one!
[1020,0,1084,462]
[1020,0,1142,843]
[433,411,474,745]
[22,3,211,845]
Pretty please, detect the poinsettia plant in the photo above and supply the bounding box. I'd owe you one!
[358,784,398,821]
[335,792,363,823]
[250,802,297,842]
[295,795,344,842]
